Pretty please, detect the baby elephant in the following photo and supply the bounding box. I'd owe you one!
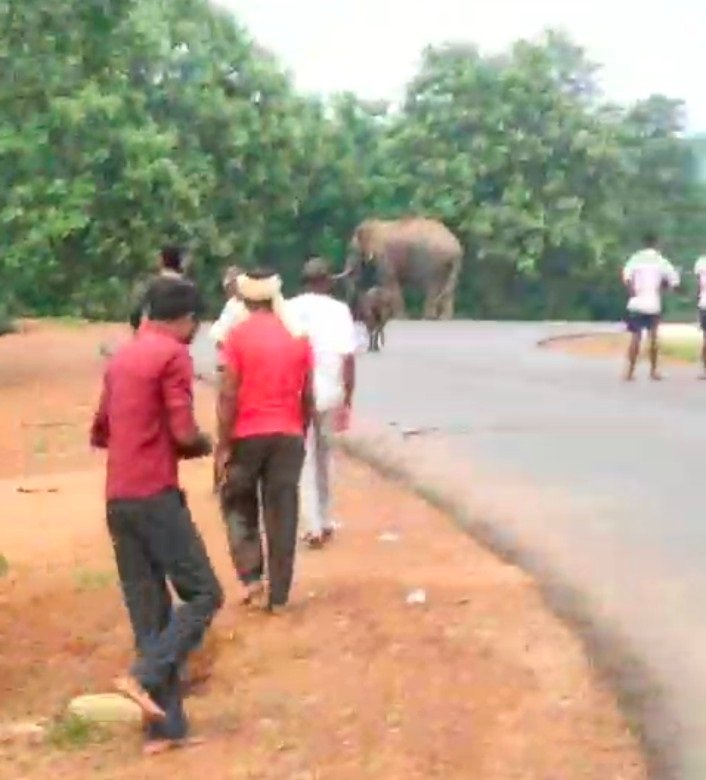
[359,287,394,352]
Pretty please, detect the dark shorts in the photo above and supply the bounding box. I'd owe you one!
[699,309,706,332]
[626,312,660,334]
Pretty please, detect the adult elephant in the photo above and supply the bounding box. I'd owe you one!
[342,217,463,320]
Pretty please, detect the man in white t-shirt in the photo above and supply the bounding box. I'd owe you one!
[209,265,246,351]
[622,233,680,381]
[288,258,357,548]
[694,255,706,377]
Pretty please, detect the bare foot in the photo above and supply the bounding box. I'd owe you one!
[143,736,205,757]
[650,372,663,382]
[241,581,265,608]
[114,676,166,722]
[303,532,324,550]
[623,372,635,383]
[267,604,287,617]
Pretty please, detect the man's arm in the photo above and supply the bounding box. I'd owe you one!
[340,306,357,407]
[663,258,680,289]
[302,367,314,433]
[342,353,355,408]
[128,278,150,333]
[216,362,239,452]
[163,349,211,458]
[299,338,315,432]
[622,258,635,294]
[90,375,110,449]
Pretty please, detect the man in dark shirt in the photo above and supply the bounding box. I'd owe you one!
[91,277,223,756]
[128,245,188,333]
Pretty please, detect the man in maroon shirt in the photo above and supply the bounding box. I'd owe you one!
[216,268,313,613]
[91,277,223,756]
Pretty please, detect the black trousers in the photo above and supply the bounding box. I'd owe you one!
[107,489,223,741]
[220,435,305,607]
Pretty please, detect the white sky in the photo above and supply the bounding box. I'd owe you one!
[216,0,706,132]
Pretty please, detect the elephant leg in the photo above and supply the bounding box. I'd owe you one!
[423,288,440,319]
[440,256,461,320]
[423,275,445,320]
[387,284,406,319]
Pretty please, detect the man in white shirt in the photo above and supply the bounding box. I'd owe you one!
[622,233,680,381]
[209,265,246,350]
[208,265,246,492]
[288,258,357,548]
[694,255,706,377]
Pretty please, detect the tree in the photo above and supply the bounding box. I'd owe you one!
[0,7,702,324]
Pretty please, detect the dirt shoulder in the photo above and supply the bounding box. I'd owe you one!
[544,327,700,366]
[0,322,645,779]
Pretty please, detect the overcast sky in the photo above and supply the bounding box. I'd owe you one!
[215,0,706,132]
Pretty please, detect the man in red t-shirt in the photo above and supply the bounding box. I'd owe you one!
[91,277,223,755]
[215,268,314,613]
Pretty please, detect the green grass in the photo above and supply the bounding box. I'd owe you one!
[661,338,700,362]
[48,316,90,329]
[73,568,115,592]
[47,714,109,750]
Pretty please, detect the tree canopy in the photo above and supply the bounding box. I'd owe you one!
[0,0,704,323]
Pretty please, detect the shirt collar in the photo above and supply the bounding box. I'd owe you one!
[139,320,183,342]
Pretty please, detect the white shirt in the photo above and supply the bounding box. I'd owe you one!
[622,249,680,315]
[694,257,706,310]
[209,298,246,345]
[287,293,357,412]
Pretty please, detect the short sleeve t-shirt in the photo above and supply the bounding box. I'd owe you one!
[622,249,680,315]
[694,257,706,310]
[287,293,357,412]
[221,312,313,439]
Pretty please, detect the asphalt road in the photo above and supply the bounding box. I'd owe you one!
[193,321,705,778]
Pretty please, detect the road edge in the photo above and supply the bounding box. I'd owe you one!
[336,423,676,780]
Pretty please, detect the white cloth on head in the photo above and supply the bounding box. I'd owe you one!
[622,249,680,315]
[694,256,706,310]
[209,298,247,344]
[234,273,305,338]
[287,292,356,412]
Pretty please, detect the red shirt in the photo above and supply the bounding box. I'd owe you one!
[222,312,312,439]
[90,323,199,500]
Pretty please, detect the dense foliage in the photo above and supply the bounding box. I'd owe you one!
[1,0,704,322]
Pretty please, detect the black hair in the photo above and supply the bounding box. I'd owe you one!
[148,278,202,321]
[161,245,184,272]
[642,231,659,248]
[247,266,277,280]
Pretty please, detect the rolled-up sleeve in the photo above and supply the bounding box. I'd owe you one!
[162,348,199,443]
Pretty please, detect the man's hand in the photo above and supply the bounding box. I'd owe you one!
[333,403,351,433]
[177,432,213,460]
[214,443,230,488]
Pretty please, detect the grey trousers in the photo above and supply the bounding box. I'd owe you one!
[220,435,305,607]
[107,489,223,741]
[301,410,334,537]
